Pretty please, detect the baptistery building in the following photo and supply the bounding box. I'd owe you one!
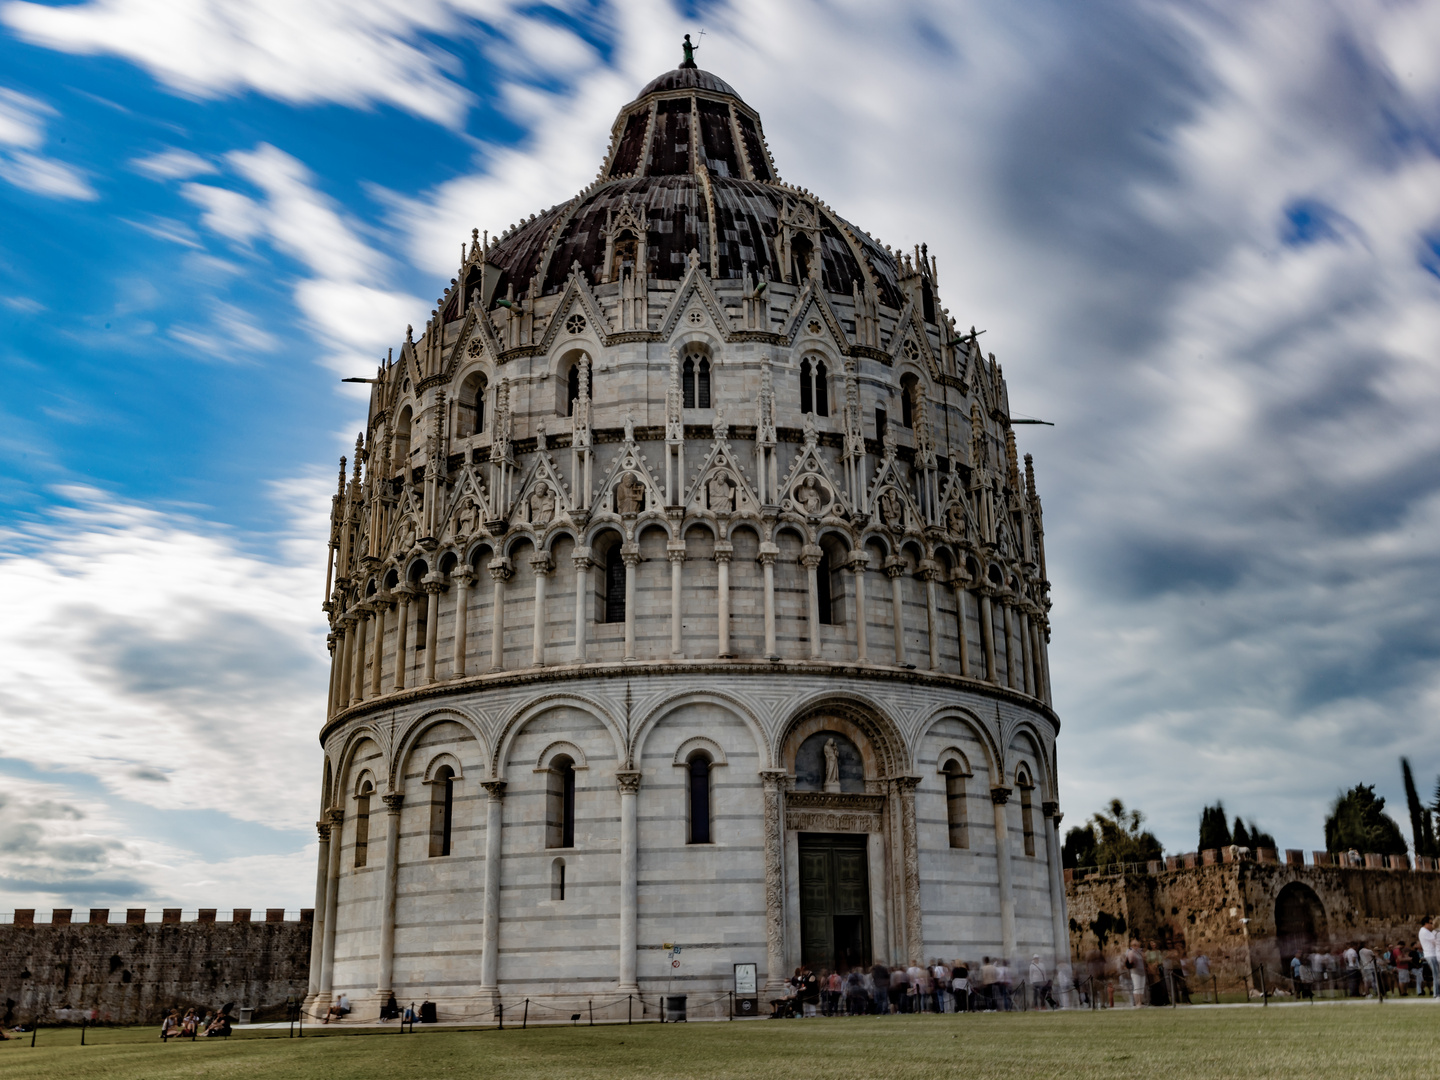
[307,51,1066,1020]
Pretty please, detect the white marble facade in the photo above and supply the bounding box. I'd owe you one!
[306,56,1065,1021]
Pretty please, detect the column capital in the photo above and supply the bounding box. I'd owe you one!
[915,560,940,581]
[1042,800,1060,819]
[990,786,1012,805]
[846,552,870,574]
[616,769,642,794]
[572,551,595,572]
[452,567,475,587]
[799,544,823,570]
[666,545,687,564]
[488,560,513,583]
[759,768,788,792]
[326,806,345,825]
[393,583,416,602]
[382,792,405,812]
[890,774,922,792]
[421,576,447,595]
[530,552,555,575]
[884,556,907,579]
[621,547,641,567]
[757,550,777,567]
[316,820,332,842]
[481,780,507,800]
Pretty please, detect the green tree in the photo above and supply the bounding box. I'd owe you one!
[1402,758,1438,858]
[1198,803,1232,850]
[1325,784,1407,855]
[1061,824,1097,870]
[1089,799,1164,868]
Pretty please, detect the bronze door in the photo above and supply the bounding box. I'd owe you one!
[798,833,872,972]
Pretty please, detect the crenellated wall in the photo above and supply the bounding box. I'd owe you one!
[0,911,312,1025]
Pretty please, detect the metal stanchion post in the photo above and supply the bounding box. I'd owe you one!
[522,999,529,1029]
[498,1002,504,1030]
[1259,965,1267,1006]
[589,1000,593,1026]
[31,1026,37,1047]
[628,994,632,1024]
[729,990,733,1020]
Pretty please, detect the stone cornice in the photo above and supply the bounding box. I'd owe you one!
[319,658,1060,746]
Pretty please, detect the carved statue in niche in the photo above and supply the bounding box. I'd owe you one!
[945,501,967,539]
[796,475,827,516]
[456,498,479,537]
[823,738,841,793]
[707,471,735,513]
[616,472,644,514]
[529,481,555,526]
[398,516,418,553]
[880,488,904,528]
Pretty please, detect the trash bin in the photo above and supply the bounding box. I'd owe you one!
[665,995,687,1022]
[734,996,757,1017]
[419,1001,437,1024]
[238,1008,253,1025]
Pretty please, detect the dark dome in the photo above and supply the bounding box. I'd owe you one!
[632,67,742,102]
[470,66,904,310]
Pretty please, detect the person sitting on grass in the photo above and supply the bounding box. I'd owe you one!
[181,1009,197,1037]
[204,1012,232,1037]
[160,1010,181,1041]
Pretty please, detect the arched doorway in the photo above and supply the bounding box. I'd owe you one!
[1275,882,1328,963]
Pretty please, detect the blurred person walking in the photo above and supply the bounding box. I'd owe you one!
[1420,916,1439,998]
[1123,940,1147,1007]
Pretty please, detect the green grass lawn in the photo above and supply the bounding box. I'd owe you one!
[4,1004,1439,1080]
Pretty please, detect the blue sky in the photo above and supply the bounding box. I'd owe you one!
[2,0,1440,910]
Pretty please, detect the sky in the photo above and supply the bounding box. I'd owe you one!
[2,0,1439,911]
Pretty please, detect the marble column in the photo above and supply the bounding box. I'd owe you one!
[991,787,1016,961]
[307,818,331,996]
[336,619,354,709]
[667,544,685,657]
[450,570,472,678]
[530,553,553,667]
[422,580,443,685]
[572,551,592,662]
[351,609,369,704]
[392,588,412,691]
[1043,803,1070,966]
[979,592,997,683]
[622,548,640,660]
[953,581,971,678]
[760,769,788,992]
[375,793,404,999]
[715,544,733,657]
[849,555,868,662]
[325,634,338,716]
[479,781,506,995]
[759,547,778,658]
[920,566,939,670]
[318,806,344,998]
[369,599,388,698]
[1001,602,1017,689]
[616,770,641,990]
[885,559,907,666]
[801,545,822,660]
[488,560,511,672]
[896,776,923,965]
[1020,610,1035,696]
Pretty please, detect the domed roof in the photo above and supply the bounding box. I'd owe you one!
[473,59,905,311]
[632,66,742,102]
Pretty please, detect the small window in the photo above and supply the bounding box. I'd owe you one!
[1020,781,1036,857]
[413,583,427,651]
[547,755,576,849]
[683,356,696,409]
[697,357,711,409]
[567,363,581,416]
[604,545,626,624]
[943,761,968,849]
[457,376,487,437]
[551,858,566,900]
[800,357,828,416]
[354,783,372,868]
[815,360,828,416]
[394,406,413,474]
[901,374,919,429]
[688,752,712,844]
[816,549,834,625]
[429,766,455,858]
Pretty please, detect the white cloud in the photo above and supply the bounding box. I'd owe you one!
[0,0,521,127]
[0,86,97,199]
[131,146,217,179]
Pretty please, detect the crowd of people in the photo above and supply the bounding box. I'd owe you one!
[770,957,1065,1016]
[158,1007,233,1040]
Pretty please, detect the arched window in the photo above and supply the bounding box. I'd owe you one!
[800,357,828,416]
[688,752,713,844]
[567,363,581,416]
[603,544,626,624]
[816,549,834,624]
[354,781,373,867]
[683,356,696,409]
[546,755,576,849]
[551,857,566,900]
[791,233,814,282]
[900,374,919,429]
[393,406,412,476]
[942,761,969,849]
[683,351,711,409]
[875,407,887,442]
[429,765,454,857]
[1019,776,1036,857]
[410,564,428,652]
[697,356,711,409]
[457,375,486,437]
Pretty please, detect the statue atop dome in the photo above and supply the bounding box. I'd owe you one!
[680,33,699,69]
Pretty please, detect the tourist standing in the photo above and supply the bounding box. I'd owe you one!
[870,961,891,1015]
[1123,940,1147,1007]
[1420,917,1439,998]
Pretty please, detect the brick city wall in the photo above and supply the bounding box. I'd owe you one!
[0,909,312,1025]
[1067,859,1440,982]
